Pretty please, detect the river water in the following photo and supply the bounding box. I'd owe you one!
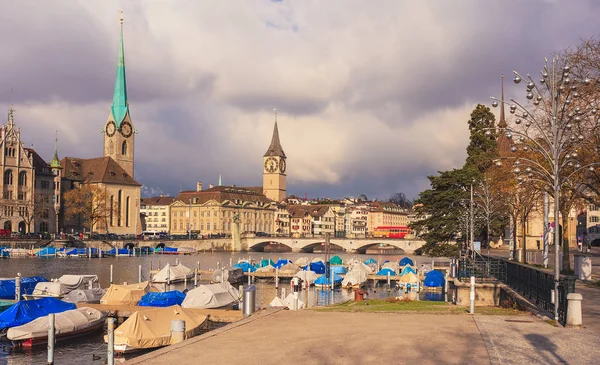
[0,252,448,364]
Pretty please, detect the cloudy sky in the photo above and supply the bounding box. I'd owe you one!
[2,0,598,200]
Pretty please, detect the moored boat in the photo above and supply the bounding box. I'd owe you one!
[108,305,207,354]
[0,298,76,335]
[23,275,99,300]
[152,263,194,283]
[182,282,239,309]
[7,307,105,348]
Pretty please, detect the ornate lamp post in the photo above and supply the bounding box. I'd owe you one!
[490,57,600,322]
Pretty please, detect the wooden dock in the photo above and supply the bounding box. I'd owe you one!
[76,303,244,323]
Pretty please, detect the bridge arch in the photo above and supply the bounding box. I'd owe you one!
[123,242,136,250]
[249,240,293,253]
[299,241,345,253]
[155,242,166,249]
[354,242,407,254]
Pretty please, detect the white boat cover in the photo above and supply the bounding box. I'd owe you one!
[279,263,300,274]
[109,305,207,350]
[30,282,70,297]
[256,265,275,273]
[294,257,309,267]
[100,281,152,305]
[268,296,287,307]
[177,247,195,254]
[348,262,373,275]
[181,282,239,309]
[63,288,107,303]
[382,262,400,271]
[342,270,368,287]
[293,270,319,284]
[399,272,419,284]
[152,264,194,283]
[7,307,105,341]
[58,275,99,290]
[283,294,305,309]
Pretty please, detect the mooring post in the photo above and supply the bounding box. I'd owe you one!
[470,276,475,314]
[138,265,142,283]
[248,268,251,285]
[110,265,113,284]
[170,320,186,344]
[275,268,279,289]
[230,258,233,267]
[239,285,244,311]
[281,287,286,300]
[387,272,391,287]
[107,317,115,365]
[47,313,55,365]
[15,275,21,301]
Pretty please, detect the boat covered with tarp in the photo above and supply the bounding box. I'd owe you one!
[279,263,300,274]
[341,270,368,288]
[364,258,377,265]
[35,247,57,257]
[210,267,243,284]
[330,265,348,275]
[400,257,414,266]
[273,259,290,269]
[152,263,194,283]
[398,272,420,290]
[62,288,106,303]
[382,262,400,272]
[139,290,186,307]
[294,257,309,267]
[423,270,445,288]
[0,298,76,332]
[7,307,105,347]
[155,246,178,255]
[181,282,239,309]
[329,256,343,265]
[105,248,130,257]
[108,305,208,353]
[400,266,417,276]
[0,276,48,300]
[0,300,13,313]
[233,262,256,273]
[256,258,275,268]
[100,281,153,306]
[314,273,343,287]
[65,248,99,257]
[24,275,99,300]
[293,270,319,285]
[376,268,397,276]
[0,248,9,258]
[308,261,326,274]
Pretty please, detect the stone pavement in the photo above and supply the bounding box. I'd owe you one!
[125,309,600,365]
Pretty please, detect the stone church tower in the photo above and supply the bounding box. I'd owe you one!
[263,115,287,202]
[103,15,135,178]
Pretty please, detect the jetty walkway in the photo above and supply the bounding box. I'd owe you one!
[125,308,600,365]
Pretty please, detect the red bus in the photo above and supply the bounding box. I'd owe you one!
[373,226,411,239]
[0,229,11,237]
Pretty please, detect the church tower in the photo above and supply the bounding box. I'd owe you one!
[263,112,287,202]
[496,73,511,158]
[104,13,135,178]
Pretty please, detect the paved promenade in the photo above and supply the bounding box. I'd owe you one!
[126,309,600,365]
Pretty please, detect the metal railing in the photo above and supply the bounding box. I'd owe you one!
[457,254,575,326]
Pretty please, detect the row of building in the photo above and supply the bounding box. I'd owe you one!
[141,190,411,239]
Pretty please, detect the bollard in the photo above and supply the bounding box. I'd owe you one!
[230,258,233,267]
[99,249,102,258]
[167,265,171,286]
[138,265,142,283]
[243,285,256,317]
[387,272,391,287]
[238,285,244,311]
[197,261,200,271]
[275,268,279,289]
[248,268,251,285]
[292,277,300,310]
[469,276,475,314]
[331,268,335,289]
[88,248,92,259]
[566,293,583,327]
[451,258,457,278]
[107,317,115,365]
[194,268,198,287]
[170,319,186,344]
[281,287,287,300]
[110,265,113,284]
[15,276,21,301]
[47,313,55,365]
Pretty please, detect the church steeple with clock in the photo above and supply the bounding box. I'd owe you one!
[103,13,135,178]
[263,112,287,202]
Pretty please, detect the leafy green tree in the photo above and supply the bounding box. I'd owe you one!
[464,104,499,177]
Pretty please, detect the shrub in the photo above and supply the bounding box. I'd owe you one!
[416,242,460,257]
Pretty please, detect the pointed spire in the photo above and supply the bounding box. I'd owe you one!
[50,130,62,170]
[498,72,507,129]
[264,109,286,157]
[8,88,14,126]
[111,10,129,128]
[218,175,222,186]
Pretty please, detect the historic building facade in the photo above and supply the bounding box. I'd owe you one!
[59,17,141,235]
[140,196,174,233]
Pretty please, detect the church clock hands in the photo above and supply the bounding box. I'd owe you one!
[120,121,133,138]
[264,157,278,173]
[105,121,116,137]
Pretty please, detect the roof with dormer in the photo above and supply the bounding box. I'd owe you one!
[174,185,273,206]
[60,156,141,186]
[264,121,286,158]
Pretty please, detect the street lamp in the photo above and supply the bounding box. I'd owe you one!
[490,57,600,322]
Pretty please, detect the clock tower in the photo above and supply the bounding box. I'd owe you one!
[103,14,135,178]
[263,114,287,202]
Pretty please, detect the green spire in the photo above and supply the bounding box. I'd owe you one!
[218,175,222,186]
[50,130,61,170]
[111,13,128,128]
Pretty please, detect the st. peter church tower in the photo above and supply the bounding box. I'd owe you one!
[103,14,135,178]
[263,114,287,202]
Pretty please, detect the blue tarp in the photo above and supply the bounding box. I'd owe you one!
[308,261,326,274]
[423,270,445,287]
[330,265,347,275]
[0,297,76,331]
[164,247,177,253]
[138,291,186,307]
[66,248,98,256]
[273,259,290,269]
[0,249,8,258]
[400,266,417,276]
[376,268,397,276]
[36,247,57,257]
[399,257,414,266]
[0,276,48,300]
[106,248,130,256]
[256,259,275,268]
[233,262,256,272]
[314,273,343,286]
[364,258,377,265]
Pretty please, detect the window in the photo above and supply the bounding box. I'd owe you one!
[121,141,127,155]
[41,180,50,190]
[17,192,26,200]
[590,216,600,223]
[117,190,122,227]
[4,170,13,185]
[18,171,27,186]
[110,195,114,226]
[126,197,130,227]
[109,141,114,154]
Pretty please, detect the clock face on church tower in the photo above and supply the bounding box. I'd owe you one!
[105,121,116,137]
[279,159,286,173]
[265,157,278,173]
[120,121,133,138]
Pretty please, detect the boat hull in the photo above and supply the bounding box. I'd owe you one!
[16,319,105,348]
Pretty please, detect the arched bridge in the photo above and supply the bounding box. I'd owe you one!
[243,237,426,253]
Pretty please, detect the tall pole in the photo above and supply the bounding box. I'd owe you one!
[543,192,549,268]
[188,199,191,239]
[470,184,474,260]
